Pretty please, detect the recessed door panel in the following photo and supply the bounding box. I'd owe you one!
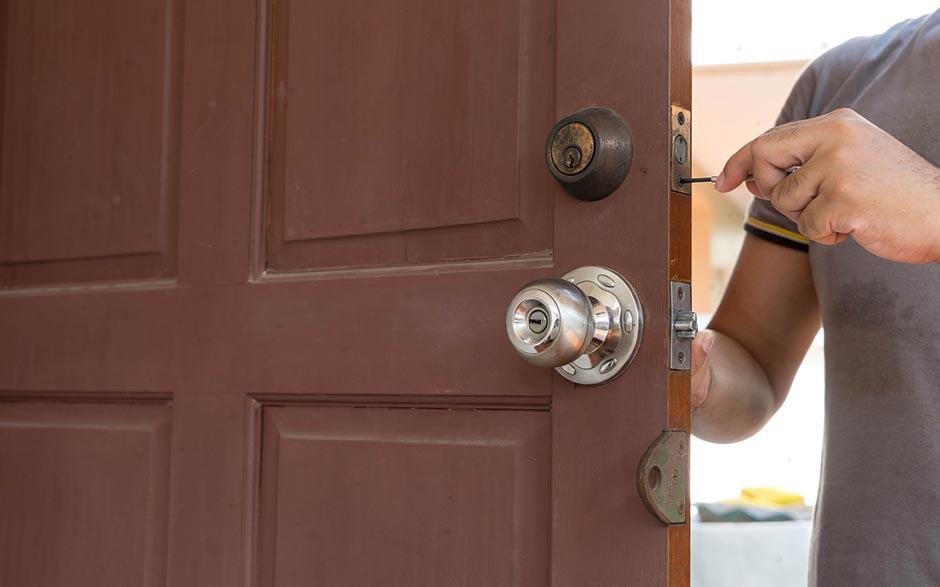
[256,405,550,587]
[0,0,181,286]
[262,0,554,273]
[0,401,171,587]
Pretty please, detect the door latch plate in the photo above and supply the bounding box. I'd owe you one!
[670,281,696,370]
[670,105,692,195]
[637,430,688,525]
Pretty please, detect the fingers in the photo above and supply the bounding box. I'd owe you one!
[796,197,852,245]
[715,118,832,194]
[748,127,804,198]
[783,161,860,245]
[745,180,764,198]
[713,109,871,247]
[768,161,824,215]
[715,139,763,194]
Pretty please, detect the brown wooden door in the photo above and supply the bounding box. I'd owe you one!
[0,0,690,585]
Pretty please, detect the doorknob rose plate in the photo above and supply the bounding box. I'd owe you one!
[506,266,643,385]
[545,107,634,201]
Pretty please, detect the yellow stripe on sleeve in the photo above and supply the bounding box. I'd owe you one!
[745,215,811,245]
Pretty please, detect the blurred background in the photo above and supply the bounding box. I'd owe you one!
[689,1,938,584]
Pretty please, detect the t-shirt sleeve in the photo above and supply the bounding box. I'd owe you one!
[743,66,818,252]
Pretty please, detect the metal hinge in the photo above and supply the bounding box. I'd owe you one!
[670,281,697,370]
[637,430,689,525]
[670,105,692,195]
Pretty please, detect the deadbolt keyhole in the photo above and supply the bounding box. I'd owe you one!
[563,146,582,170]
[550,122,594,176]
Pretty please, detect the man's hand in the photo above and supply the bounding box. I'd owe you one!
[716,108,940,264]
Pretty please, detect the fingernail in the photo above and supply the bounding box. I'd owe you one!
[714,172,726,192]
[702,332,715,354]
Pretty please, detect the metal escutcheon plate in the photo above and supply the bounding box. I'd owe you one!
[637,430,688,525]
[556,266,643,385]
[545,108,634,202]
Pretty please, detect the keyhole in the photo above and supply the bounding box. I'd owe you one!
[563,146,582,169]
[548,121,595,177]
[526,308,549,335]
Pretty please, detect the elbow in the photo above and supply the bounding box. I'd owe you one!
[691,368,779,444]
[692,389,776,444]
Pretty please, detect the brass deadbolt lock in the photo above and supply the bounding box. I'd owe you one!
[545,107,634,201]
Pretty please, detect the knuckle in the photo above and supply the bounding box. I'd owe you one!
[798,207,825,239]
[785,172,804,195]
[830,211,857,235]
[830,145,853,164]
[830,178,854,200]
[772,175,800,209]
[773,126,800,143]
[831,107,858,119]
[830,116,855,134]
[797,215,815,238]
[829,145,854,165]
[751,135,771,158]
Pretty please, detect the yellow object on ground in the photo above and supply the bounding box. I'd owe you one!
[722,487,806,508]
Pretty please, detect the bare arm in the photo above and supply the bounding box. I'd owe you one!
[694,108,940,442]
[691,234,820,443]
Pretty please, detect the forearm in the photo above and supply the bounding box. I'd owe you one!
[691,234,819,443]
[692,329,777,443]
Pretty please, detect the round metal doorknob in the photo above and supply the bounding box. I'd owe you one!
[506,278,596,368]
[545,107,634,202]
[506,266,643,385]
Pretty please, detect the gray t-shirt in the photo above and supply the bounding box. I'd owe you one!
[745,11,940,585]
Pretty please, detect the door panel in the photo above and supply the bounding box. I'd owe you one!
[256,406,550,586]
[0,0,182,286]
[264,0,554,271]
[0,401,171,587]
[0,0,691,585]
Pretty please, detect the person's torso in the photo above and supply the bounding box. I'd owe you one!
[804,11,940,585]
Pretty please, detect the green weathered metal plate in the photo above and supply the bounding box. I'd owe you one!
[636,429,688,525]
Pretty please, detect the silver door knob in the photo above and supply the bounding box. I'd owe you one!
[506,278,596,368]
[506,266,643,385]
